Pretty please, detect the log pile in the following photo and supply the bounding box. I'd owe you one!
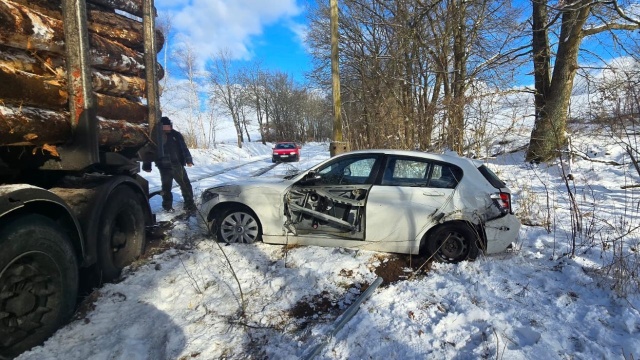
[0,0,163,152]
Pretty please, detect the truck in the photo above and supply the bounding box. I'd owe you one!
[0,0,164,357]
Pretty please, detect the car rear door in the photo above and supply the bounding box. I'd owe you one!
[365,156,462,247]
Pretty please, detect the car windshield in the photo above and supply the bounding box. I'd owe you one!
[275,143,296,149]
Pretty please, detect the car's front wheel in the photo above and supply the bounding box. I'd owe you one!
[215,207,262,244]
[425,223,479,263]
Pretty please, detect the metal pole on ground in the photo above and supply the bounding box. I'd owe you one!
[302,276,384,360]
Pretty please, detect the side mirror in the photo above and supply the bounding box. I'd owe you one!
[305,170,320,180]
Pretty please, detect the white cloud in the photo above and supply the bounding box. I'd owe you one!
[158,0,303,66]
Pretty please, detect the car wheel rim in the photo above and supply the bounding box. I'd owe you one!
[220,212,259,243]
[0,252,61,349]
[438,231,468,261]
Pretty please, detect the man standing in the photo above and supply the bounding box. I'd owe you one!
[143,116,196,212]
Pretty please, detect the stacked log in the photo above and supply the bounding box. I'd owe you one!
[0,0,163,151]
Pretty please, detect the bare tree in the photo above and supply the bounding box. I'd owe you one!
[207,49,244,148]
[307,0,526,153]
[173,42,206,148]
[527,0,640,162]
[239,63,268,144]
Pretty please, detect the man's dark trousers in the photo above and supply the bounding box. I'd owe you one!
[160,163,195,210]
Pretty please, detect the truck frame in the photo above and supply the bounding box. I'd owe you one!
[0,0,162,357]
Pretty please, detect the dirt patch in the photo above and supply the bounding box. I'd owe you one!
[374,254,432,286]
[289,290,338,319]
[73,290,100,322]
[143,220,175,259]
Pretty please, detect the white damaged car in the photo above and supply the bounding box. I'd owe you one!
[200,150,520,263]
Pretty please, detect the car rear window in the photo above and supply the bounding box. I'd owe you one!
[478,165,506,188]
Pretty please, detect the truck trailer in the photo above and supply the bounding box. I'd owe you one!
[0,0,163,357]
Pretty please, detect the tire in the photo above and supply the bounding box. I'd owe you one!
[0,214,78,359]
[295,154,300,162]
[96,186,146,282]
[215,207,262,244]
[425,223,480,263]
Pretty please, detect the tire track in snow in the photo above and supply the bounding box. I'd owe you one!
[149,157,280,195]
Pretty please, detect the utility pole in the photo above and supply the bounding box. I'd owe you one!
[330,0,348,156]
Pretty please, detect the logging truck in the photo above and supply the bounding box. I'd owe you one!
[0,0,164,357]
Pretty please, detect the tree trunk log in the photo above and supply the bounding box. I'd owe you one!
[92,70,146,98]
[95,93,147,124]
[0,51,146,98]
[90,0,143,17]
[98,118,148,147]
[0,65,148,117]
[0,1,149,76]
[1,104,149,148]
[0,45,64,76]
[0,104,71,145]
[7,0,144,18]
[0,64,67,109]
[8,0,164,52]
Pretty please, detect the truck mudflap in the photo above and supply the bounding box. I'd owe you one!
[484,214,520,254]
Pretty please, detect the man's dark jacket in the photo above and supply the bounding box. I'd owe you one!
[142,130,193,171]
[163,130,193,167]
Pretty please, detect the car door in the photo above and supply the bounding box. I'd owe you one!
[284,154,382,240]
[365,156,462,246]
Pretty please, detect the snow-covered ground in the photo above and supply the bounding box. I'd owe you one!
[18,137,640,359]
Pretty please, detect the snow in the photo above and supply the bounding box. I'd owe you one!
[17,139,640,359]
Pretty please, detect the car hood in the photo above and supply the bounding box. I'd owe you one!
[206,177,294,195]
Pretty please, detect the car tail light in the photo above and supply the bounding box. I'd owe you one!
[491,192,511,214]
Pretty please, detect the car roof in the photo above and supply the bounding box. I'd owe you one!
[335,149,481,169]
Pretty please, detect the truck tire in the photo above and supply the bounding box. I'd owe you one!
[96,185,145,282]
[0,214,78,359]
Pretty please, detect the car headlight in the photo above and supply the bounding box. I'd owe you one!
[201,189,219,203]
[290,152,296,155]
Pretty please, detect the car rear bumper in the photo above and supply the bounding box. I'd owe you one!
[484,214,520,254]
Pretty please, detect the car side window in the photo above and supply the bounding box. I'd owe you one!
[428,164,463,189]
[381,157,431,187]
[316,156,378,185]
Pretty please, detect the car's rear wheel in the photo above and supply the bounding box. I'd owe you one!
[216,207,262,244]
[425,223,479,263]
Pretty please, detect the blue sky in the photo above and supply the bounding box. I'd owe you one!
[155,0,313,83]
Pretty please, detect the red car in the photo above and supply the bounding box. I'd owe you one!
[272,142,300,162]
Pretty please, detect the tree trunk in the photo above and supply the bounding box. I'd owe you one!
[526,1,590,162]
[0,104,148,147]
[0,1,153,76]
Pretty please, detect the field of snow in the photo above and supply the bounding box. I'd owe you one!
[17,137,640,359]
